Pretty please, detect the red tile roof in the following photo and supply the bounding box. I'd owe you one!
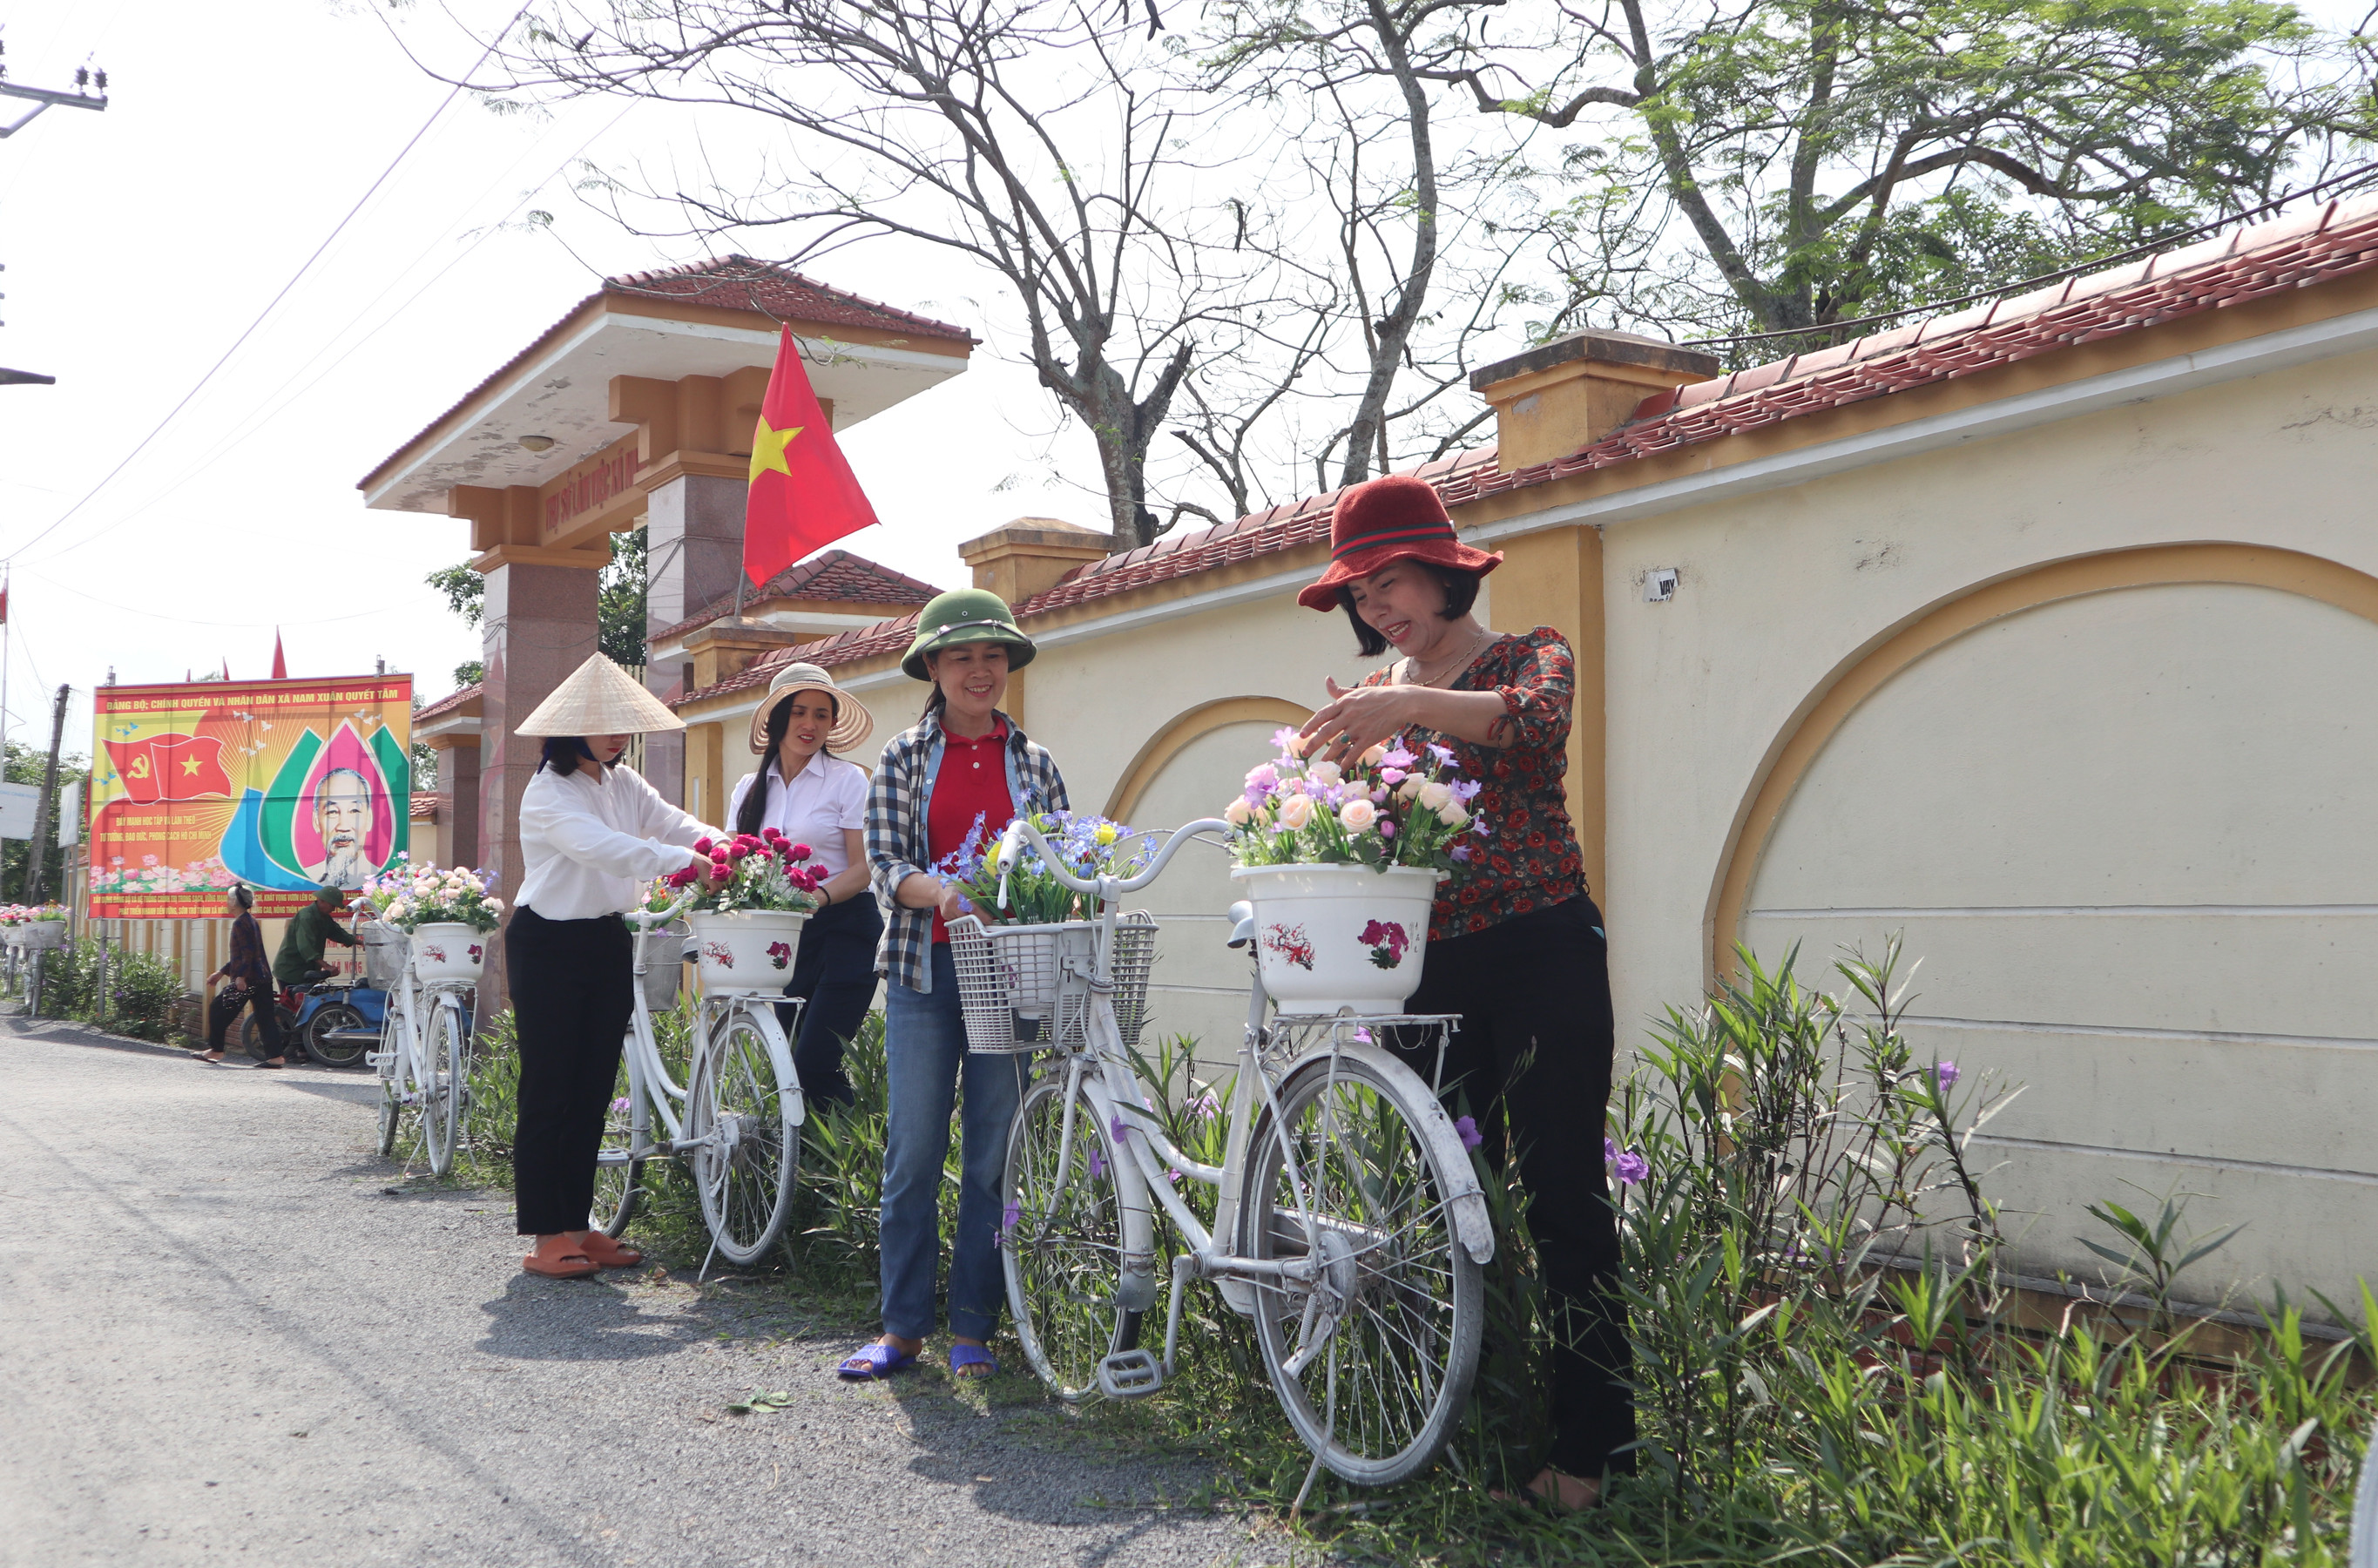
[650,549,942,645]
[606,256,974,343]
[361,259,974,494]
[675,190,2378,710]
[417,683,482,722]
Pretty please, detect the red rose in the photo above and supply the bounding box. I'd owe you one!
[787,843,814,863]
[693,838,714,855]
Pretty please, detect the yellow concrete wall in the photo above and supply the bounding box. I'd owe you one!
[1596,341,2378,1311]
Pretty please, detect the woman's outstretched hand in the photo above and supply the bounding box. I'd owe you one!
[1300,677,1422,767]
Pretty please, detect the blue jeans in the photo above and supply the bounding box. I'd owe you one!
[880,945,1027,1342]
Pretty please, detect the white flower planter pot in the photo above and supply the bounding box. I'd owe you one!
[5,922,66,950]
[409,923,487,986]
[1231,863,1442,1017]
[687,909,809,997]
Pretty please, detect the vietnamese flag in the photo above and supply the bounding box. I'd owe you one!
[105,733,233,804]
[743,327,880,588]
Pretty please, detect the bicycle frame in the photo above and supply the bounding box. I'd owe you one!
[618,900,807,1162]
[994,817,1496,1382]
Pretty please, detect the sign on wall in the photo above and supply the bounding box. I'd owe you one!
[0,781,38,840]
[88,676,412,917]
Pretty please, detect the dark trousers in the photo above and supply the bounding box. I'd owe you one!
[776,894,882,1108]
[1395,896,1637,1479]
[207,984,282,1055]
[507,905,633,1236]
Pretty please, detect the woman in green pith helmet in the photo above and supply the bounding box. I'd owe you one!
[836,589,1070,1383]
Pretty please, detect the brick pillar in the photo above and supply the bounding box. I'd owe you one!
[642,473,748,805]
[444,741,481,870]
[479,560,601,1012]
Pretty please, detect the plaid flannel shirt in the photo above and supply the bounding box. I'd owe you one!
[867,707,1069,993]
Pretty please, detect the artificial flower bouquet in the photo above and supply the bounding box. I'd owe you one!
[661,829,828,915]
[360,856,503,933]
[939,809,1152,925]
[1222,727,1481,872]
[0,903,65,926]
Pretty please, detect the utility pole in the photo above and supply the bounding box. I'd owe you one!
[2,53,110,386]
[25,683,67,903]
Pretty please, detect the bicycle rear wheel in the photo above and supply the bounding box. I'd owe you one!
[1003,1071,1141,1402]
[1238,1048,1483,1487]
[419,1000,467,1177]
[590,1045,645,1238]
[687,1010,797,1265]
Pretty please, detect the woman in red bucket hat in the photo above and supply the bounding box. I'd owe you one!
[1297,471,1634,1511]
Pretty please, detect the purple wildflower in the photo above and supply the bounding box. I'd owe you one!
[1454,1115,1483,1151]
[1271,726,1304,754]
[611,1097,631,1112]
[1382,746,1418,768]
[1166,1168,1183,1185]
[1936,1060,1961,1090]
[1426,742,1455,768]
[1378,818,1395,838]
[1087,1146,1107,1179]
[1111,1115,1131,1143]
[1354,1026,1374,1044]
[1613,1149,1650,1185]
[1603,1134,1618,1164]
[1190,1091,1219,1122]
[1449,845,1472,862]
[1450,779,1483,805]
[1001,1199,1022,1233]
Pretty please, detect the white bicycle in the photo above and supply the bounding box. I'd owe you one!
[980,818,1494,1487]
[372,943,473,1178]
[589,897,807,1267]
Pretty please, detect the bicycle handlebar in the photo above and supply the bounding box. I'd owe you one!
[626,892,695,930]
[994,817,1236,905]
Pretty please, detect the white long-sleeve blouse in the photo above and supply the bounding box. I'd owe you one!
[515,763,717,921]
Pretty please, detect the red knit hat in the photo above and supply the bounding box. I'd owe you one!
[1295,473,1503,612]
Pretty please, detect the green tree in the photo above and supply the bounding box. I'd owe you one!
[423,529,646,690]
[3,740,89,902]
[1432,0,2374,344]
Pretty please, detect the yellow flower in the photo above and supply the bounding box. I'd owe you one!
[1094,822,1118,846]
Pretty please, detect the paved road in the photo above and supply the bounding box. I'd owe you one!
[0,1018,1277,1567]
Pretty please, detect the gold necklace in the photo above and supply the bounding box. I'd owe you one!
[1407,625,1492,688]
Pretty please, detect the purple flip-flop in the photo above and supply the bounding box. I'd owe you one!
[837,1343,917,1381]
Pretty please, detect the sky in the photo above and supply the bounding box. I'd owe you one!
[0,0,1115,762]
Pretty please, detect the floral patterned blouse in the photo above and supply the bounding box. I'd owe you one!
[1360,625,1586,941]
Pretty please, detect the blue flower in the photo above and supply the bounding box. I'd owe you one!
[1454,1115,1483,1151]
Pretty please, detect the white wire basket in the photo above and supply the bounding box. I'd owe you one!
[636,923,688,1011]
[360,924,409,989]
[949,912,1158,1055]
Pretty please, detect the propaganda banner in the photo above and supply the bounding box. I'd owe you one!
[89,676,412,917]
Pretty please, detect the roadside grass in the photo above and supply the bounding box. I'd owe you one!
[422,949,2377,1566]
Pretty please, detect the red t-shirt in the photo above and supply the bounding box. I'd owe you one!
[926,718,1016,943]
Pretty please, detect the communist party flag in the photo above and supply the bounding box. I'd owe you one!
[744,327,880,587]
[105,733,233,804]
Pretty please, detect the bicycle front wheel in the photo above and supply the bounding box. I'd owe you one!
[687,1011,797,1265]
[306,1003,371,1069]
[1003,1071,1140,1402]
[419,1001,467,1177]
[590,1045,645,1238]
[1237,1049,1483,1487]
[375,1010,405,1157]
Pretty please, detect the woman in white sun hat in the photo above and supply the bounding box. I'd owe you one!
[510,653,724,1280]
[725,660,879,1107]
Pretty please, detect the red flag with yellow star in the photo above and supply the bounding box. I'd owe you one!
[744,327,880,588]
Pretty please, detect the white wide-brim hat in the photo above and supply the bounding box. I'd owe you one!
[747,660,875,755]
[515,654,686,737]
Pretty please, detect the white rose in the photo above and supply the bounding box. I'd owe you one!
[1417,781,1452,811]
[1339,799,1378,833]
[1306,760,1343,787]
[1437,799,1469,827]
[1277,794,1314,830]
[1224,797,1252,826]
[1399,776,1424,801]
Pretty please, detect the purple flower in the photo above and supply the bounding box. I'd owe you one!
[1382,746,1417,768]
[1936,1060,1961,1089]
[1426,742,1454,768]
[1166,1168,1183,1185]
[1353,1026,1374,1044]
[1449,845,1472,862]
[1603,1134,1618,1164]
[1271,726,1304,754]
[1087,1146,1107,1179]
[1450,779,1483,805]
[1189,1091,1219,1122]
[611,1097,631,1112]
[1379,767,1408,786]
[1454,1115,1483,1151]
[1378,819,1395,838]
[1001,1200,1022,1233]
[1321,784,1345,808]
[1111,1115,1131,1143]
[1612,1149,1649,1185]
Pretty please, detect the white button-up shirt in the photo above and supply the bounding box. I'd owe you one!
[725,752,868,876]
[516,763,717,921]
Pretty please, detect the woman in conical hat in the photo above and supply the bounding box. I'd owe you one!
[510,654,724,1281]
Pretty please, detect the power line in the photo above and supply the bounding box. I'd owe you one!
[22,101,633,568]
[1,5,531,564]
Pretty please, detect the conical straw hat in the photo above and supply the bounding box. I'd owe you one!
[514,654,686,736]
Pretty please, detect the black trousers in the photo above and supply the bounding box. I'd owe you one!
[507,905,633,1236]
[1395,895,1637,1479]
[776,894,884,1108]
[206,985,282,1055]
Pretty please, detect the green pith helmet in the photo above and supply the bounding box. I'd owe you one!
[901,588,1037,682]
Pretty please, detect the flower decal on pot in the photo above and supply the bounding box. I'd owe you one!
[420,944,447,964]
[767,940,793,970]
[1264,923,1317,970]
[1358,919,1411,970]
[468,944,483,962]
[702,941,735,970]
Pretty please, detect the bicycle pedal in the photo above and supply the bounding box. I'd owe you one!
[1096,1349,1162,1398]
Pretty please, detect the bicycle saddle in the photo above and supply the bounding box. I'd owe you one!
[1226,900,1255,950]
